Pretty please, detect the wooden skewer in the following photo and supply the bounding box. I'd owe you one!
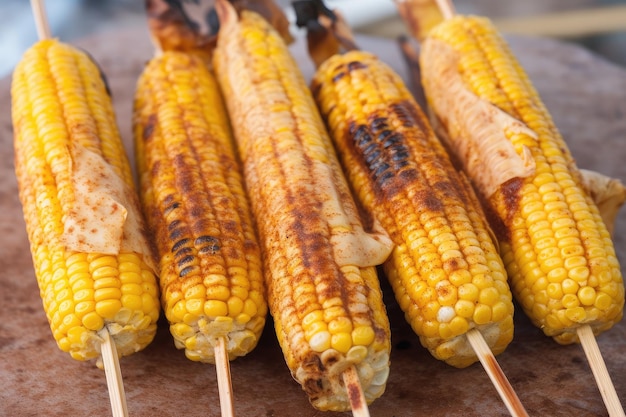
[342,365,370,417]
[29,2,130,416]
[577,325,625,417]
[30,0,51,40]
[466,330,529,417]
[215,337,236,417]
[434,0,456,20]
[100,329,130,417]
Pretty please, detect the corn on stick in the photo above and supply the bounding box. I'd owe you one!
[25,2,132,416]
[414,1,625,416]
[578,325,626,417]
[395,37,529,417]
[215,337,235,417]
[137,5,272,417]
[303,4,526,415]
[213,0,393,412]
[142,7,241,414]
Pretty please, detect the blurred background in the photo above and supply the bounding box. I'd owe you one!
[1,0,625,78]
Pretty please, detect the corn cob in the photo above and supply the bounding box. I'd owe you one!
[212,1,393,411]
[133,48,267,363]
[311,49,514,368]
[419,15,624,344]
[11,39,160,363]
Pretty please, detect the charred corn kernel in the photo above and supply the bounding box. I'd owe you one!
[311,49,513,368]
[11,39,160,363]
[213,2,393,411]
[133,48,267,363]
[420,15,624,344]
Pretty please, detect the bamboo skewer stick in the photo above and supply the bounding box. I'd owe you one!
[577,325,626,417]
[342,366,370,417]
[30,0,51,40]
[100,329,130,417]
[28,2,130,416]
[466,330,529,417]
[434,0,455,20]
[215,337,236,417]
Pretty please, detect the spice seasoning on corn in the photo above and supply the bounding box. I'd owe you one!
[12,38,161,364]
[213,0,394,411]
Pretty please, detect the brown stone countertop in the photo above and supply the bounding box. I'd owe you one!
[0,27,625,417]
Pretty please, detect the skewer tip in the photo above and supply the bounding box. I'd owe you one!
[215,337,236,417]
[577,325,626,417]
[466,329,529,417]
[100,328,129,417]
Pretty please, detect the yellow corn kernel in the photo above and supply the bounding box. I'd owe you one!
[227,296,244,317]
[474,304,492,325]
[82,312,104,331]
[94,288,121,303]
[331,333,353,353]
[203,300,228,318]
[352,326,376,346]
[95,300,122,319]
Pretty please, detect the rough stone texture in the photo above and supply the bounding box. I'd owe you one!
[0,29,625,417]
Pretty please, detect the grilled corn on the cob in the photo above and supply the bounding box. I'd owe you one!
[133,49,267,362]
[11,39,161,363]
[311,49,514,368]
[213,1,393,411]
[419,15,624,343]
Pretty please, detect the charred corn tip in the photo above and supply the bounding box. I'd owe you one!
[12,39,161,362]
[311,49,514,368]
[275,266,391,410]
[420,16,624,343]
[213,5,391,410]
[133,50,267,363]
